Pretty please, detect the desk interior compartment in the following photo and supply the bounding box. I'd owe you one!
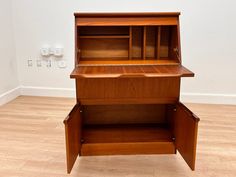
[78,26,130,60]
[78,102,199,170]
[77,25,180,64]
[80,104,175,156]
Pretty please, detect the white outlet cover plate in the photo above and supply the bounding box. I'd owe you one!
[41,47,50,56]
[46,60,51,67]
[54,47,63,57]
[28,59,33,67]
[36,60,42,67]
[58,60,67,68]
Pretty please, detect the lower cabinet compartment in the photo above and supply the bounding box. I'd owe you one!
[64,102,199,173]
[81,124,175,155]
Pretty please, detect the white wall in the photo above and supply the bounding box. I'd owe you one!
[9,0,236,104]
[0,0,19,105]
[11,0,77,97]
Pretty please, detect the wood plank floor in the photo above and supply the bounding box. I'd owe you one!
[0,96,235,177]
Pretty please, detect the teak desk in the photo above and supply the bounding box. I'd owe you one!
[64,12,200,173]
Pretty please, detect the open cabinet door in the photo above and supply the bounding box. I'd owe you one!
[63,104,82,173]
[173,102,200,170]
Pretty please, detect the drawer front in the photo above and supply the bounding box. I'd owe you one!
[76,78,180,104]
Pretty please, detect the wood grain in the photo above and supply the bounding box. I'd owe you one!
[143,26,146,59]
[71,65,194,78]
[63,104,82,173]
[82,104,166,124]
[167,102,200,170]
[79,35,130,39]
[74,12,181,17]
[69,12,198,174]
[160,26,170,58]
[76,17,178,26]
[75,13,181,62]
[146,26,157,58]
[82,124,172,143]
[81,124,175,156]
[78,59,179,65]
[0,96,235,177]
[157,26,161,59]
[169,26,178,60]
[81,142,175,156]
[80,38,129,59]
[76,77,180,105]
[129,26,132,59]
[174,103,200,170]
[75,18,78,66]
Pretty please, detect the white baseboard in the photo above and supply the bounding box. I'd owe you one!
[0,86,21,106]
[20,86,76,98]
[181,93,236,105]
[1,86,235,106]
[20,88,236,105]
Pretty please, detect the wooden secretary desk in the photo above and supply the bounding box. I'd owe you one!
[64,12,200,173]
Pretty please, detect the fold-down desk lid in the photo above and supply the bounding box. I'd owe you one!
[70,65,194,79]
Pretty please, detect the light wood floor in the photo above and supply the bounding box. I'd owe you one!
[0,96,235,177]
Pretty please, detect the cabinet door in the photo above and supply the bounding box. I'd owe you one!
[63,104,82,173]
[174,102,200,170]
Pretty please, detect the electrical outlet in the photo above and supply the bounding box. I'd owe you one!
[58,60,67,68]
[54,46,63,57]
[28,59,33,67]
[46,60,51,67]
[41,46,51,56]
[36,60,42,67]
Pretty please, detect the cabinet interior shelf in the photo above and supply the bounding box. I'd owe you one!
[82,124,172,143]
[81,124,175,156]
[78,59,178,65]
[79,35,130,39]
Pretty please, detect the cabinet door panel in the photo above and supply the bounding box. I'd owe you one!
[174,102,200,170]
[63,104,82,173]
